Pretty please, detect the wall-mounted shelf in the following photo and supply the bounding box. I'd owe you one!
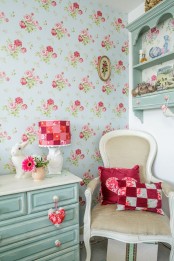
[127,0,174,123]
[133,89,174,122]
[133,51,174,71]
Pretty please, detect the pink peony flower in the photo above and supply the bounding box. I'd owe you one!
[22,134,28,142]
[76,149,81,155]
[75,100,80,106]
[20,78,27,85]
[97,11,102,17]
[14,39,22,47]
[46,46,53,52]
[118,18,122,23]
[73,2,79,9]
[74,51,80,57]
[98,101,104,107]
[19,20,26,28]
[47,98,54,105]
[51,1,57,6]
[15,97,23,104]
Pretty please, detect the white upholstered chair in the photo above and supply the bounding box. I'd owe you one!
[84,130,174,261]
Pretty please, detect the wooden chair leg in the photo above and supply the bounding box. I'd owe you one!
[84,235,91,261]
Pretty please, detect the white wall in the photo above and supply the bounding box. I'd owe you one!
[128,4,174,185]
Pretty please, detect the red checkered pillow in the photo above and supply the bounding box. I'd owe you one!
[117,180,164,215]
[98,165,140,205]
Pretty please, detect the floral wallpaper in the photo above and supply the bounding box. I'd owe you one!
[0,0,129,224]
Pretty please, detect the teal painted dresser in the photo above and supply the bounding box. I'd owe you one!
[0,171,81,261]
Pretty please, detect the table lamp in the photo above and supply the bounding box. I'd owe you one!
[38,120,71,175]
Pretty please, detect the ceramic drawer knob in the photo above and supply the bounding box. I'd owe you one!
[136,100,140,105]
[55,240,61,247]
[53,195,59,202]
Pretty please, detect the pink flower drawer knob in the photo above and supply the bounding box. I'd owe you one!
[55,240,61,247]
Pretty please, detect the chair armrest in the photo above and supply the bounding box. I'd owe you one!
[84,177,100,231]
[151,176,174,197]
[162,182,174,197]
[86,177,100,196]
[151,176,174,236]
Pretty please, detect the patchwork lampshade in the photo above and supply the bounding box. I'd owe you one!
[38,120,71,175]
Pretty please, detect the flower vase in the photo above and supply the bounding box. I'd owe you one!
[32,167,45,181]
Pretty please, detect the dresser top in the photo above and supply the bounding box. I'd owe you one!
[0,170,82,196]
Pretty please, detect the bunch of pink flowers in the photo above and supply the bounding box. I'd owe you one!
[22,155,49,172]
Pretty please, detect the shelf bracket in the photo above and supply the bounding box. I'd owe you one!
[134,110,143,123]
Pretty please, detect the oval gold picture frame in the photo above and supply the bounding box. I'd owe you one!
[98,56,111,81]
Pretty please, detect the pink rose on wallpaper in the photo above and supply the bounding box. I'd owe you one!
[78,28,94,45]
[0,71,10,83]
[36,0,57,10]
[90,10,105,25]
[21,123,38,143]
[102,80,116,95]
[0,129,11,143]
[52,72,71,90]
[1,39,27,59]
[37,98,58,116]
[20,68,43,88]
[122,83,129,96]
[102,123,115,136]
[113,103,126,117]
[66,51,83,67]
[15,97,23,104]
[3,97,28,117]
[121,40,129,55]
[66,100,84,117]
[79,123,96,141]
[112,18,125,32]
[80,170,94,186]
[19,13,42,32]
[37,45,57,63]
[114,60,126,74]
[68,149,85,166]
[91,101,106,117]
[144,26,159,44]
[51,21,70,39]
[0,11,9,23]
[78,76,95,92]
[101,35,115,50]
[91,150,102,163]
[65,2,83,18]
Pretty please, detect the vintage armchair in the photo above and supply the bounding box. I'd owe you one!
[84,130,174,261]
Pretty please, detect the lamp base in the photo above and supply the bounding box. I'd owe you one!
[47,147,63,175]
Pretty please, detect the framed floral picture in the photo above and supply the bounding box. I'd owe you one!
[98,56,111,81]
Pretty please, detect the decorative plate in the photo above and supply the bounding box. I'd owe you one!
[98,56,111,81]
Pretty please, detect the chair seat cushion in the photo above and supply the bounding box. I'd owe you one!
[91,204,171,235]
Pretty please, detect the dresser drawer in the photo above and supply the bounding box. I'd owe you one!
[0,225,79,261]
[22,245,79,261]
[0,193,27,221]
[27,184,78,214]
[0,203,79,250]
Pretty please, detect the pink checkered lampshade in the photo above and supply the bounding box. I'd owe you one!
[38,120,71,147]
